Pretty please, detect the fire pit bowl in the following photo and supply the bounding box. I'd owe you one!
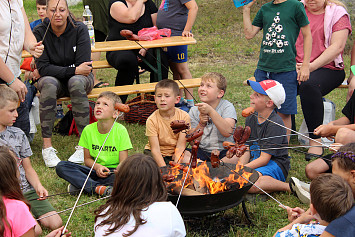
[167,162,259,216]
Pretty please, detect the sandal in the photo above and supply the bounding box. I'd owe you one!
[94,81,110,88]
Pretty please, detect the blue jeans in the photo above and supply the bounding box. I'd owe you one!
[55,161,115,194]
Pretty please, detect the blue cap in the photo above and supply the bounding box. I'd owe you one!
[247,80,267,96]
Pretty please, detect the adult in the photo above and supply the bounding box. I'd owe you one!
[296,0,351,159]
[346,40,355,100]
[0,0,44,137]
[33,0,94,167]
[106,0,168,103]
[83,0,110,88]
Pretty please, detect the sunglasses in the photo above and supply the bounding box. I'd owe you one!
[331,152,355,162]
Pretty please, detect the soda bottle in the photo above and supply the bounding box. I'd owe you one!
[83,5,95,47]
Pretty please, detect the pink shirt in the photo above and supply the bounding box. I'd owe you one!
[296,8,351,70]
[2,197,37,237]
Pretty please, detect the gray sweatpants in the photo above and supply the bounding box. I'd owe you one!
[37,74,94,138]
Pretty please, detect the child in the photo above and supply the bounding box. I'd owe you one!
[230,79,292,194]
[56,91,132,196]
[30,0,47,30]
[94,153,186,236]
[287,144,355,236]
[243,0,312,139]
[0,146,70,237]
[156,0,198,111]
[274,173,353,237]
[0,85,62,235]
[184,72,237,161]
[144,79,190,167]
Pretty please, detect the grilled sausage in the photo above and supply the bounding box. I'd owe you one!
[226,147,237,159]
[114,103,130,113]
[233,125,244,143]
[236,144,247,157]
[222,141,235,150]
[239,126,251,144]
[120,30,139,41]
[211,150,220,168]
[186,128,204,142]
[242,107,255,117]
[170,120,190,133]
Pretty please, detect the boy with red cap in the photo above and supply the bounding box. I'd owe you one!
[225,79,292,193]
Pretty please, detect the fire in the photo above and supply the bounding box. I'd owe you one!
[168,161,253,195]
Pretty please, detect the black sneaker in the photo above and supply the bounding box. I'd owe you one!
[67,184,80,195]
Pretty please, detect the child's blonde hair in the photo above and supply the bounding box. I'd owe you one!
[0,85,18,109]
[97,91,122,107]
[201,72,227,92]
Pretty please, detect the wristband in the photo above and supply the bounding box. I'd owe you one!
[6,76,16,86]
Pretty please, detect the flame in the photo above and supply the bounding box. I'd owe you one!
[168,161,253,195]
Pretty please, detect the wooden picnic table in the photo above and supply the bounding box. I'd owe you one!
[22,36,197,81]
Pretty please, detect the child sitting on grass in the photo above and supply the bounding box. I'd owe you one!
[274,173,353,237]
[287,143,355,237]
[56,91,132,196]
[94,154,186,237]
[184,72,237,161]
[0,146,70,237]
[226,80,291,194]
[0,85,62,235]
[144,79,190,167]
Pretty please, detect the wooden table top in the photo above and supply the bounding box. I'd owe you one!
[22,36,196,57]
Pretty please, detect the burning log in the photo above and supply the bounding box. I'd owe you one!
[168,183,203,196]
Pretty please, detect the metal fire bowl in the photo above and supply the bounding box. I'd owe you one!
[167,162,259,216]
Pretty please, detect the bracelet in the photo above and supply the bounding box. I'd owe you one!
[6,76,16,86]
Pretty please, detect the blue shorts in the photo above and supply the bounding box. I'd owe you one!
[254,69,298,114]
[166,45,188,63]
[255,160,286,182]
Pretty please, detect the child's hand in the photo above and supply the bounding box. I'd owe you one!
[243,0,256,10]
[46,226,71,237]
[196,103,212,115]
[199,113,209,127]
[182,30,193,37]
[284,206,305,222]
[35,185,48,200]
[95,165,110,178]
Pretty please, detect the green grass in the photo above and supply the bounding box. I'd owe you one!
[22,0,354,236]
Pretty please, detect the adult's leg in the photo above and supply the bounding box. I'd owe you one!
[37,76,62,148]
[305,157,331,180]
[335,127,355,144]
[299,68,345,154]
[141,48,169,82]
[56,161,102,194]
[67,74,94,135]
[170,62,194,101]
[13,77,30,138]
[107,50,138,103]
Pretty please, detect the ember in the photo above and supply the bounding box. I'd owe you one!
[167,161,253,195]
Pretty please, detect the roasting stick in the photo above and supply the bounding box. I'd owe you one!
[62,115,119,235]
[37,196,110,221]
[175,159,193,207]
[221,162,287,209]
[249,112,337,152]
[249,144,342,152]
[247,133,312,143]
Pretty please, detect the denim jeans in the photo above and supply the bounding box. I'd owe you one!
[55,161,115,194]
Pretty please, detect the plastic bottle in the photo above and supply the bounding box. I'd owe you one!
[83,5,95,47]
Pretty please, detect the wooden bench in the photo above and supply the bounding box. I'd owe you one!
[57,78,202,102]
[243,77,348,88]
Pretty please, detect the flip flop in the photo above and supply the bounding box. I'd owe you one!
[94,81,110,88]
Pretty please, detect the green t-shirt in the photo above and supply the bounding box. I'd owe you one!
[78,122,132,168]
[252,0,309,72]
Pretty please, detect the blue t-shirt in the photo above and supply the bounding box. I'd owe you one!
[30,19,42,31]
[325,205,355,237]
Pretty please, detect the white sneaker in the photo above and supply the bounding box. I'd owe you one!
[42,147,61,168]
[289,177,310,204]
[68,146,84,164]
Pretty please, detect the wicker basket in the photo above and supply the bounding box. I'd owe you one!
[124,93,157,125]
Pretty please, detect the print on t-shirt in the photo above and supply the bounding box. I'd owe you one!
[159,0,169,11]
[262,12,289,54]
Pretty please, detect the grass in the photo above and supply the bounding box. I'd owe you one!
[22,0,354,236]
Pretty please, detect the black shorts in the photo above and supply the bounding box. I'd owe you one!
[321,153,332,173]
